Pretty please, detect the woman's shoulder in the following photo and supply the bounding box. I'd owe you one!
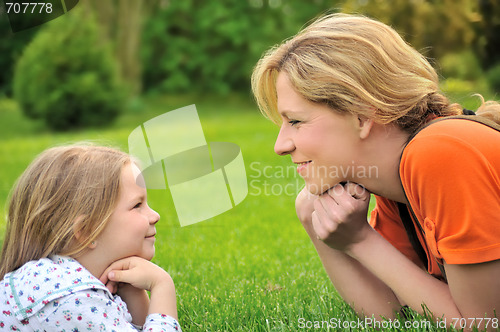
[403,118,500,169]
[409,117,500,149]
[400,116,500,210]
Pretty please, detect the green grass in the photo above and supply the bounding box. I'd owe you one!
[0,93,489,331]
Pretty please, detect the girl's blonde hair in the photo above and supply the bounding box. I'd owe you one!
[0,144,131,279]
[251,13,500,132]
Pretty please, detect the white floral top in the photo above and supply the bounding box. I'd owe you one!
[0,256,181,331]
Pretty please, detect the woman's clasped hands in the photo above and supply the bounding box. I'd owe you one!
[308,182,373,253]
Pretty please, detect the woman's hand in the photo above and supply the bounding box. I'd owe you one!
[311,182,373,252]
[100,256,178,320]
[295,187,318,225]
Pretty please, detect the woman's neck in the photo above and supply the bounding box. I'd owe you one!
[356,122,409,204]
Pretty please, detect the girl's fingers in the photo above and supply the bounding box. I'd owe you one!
[104,280,118,294]
[99,258,137,289]
[107,267,135,285]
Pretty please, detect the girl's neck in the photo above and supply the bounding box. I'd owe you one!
[71,249,110,281]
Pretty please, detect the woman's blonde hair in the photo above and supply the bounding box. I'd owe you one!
[251,13,500,132]
[0,144,131,279]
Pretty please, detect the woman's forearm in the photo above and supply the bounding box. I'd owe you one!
[346,228,461,321]
[301,217,402,319]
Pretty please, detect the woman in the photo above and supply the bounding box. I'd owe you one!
[252,13,500,329]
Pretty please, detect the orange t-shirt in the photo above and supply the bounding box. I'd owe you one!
[370,118,500,278]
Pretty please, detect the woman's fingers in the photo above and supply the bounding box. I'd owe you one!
[343,181,370,200]
[313,196,339,239]
[312,182,372,249]
[312,210,336,240]
[326,182,367,202]
[324,182,370,214]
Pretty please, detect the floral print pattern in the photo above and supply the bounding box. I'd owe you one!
[0,256,181,331]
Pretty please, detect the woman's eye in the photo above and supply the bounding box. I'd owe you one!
[288,120,300,126]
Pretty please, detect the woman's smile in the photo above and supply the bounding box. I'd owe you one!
[295,160,312,174]
[275,72,366,194]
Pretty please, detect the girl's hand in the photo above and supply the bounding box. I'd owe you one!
[99,256,178,319]
[100,256,173,293]
[311,182,372,252]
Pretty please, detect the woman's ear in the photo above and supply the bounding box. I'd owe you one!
[358,115,375,140]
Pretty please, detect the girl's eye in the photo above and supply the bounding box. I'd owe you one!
[133,202,142,209]
[288,120,300,126]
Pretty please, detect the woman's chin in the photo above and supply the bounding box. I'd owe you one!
[305,182,336,195]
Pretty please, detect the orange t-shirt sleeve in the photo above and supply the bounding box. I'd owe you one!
[370,195,423,268]
[400,120,500,265]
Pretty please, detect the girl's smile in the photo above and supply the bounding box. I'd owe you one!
[93,163,160,264]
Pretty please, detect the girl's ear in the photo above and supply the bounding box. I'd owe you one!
[73,215,96,249]
[358,115,375,140]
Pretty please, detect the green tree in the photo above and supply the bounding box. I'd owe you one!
[140,0,341,94]
[13,8,127,130]
[478,0,500,68]
[0,4,37,96]
[341,0,479,60]
[82,0,149,96]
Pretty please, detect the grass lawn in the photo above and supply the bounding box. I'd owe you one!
[0,92,486,331]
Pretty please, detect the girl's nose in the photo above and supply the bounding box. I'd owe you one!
[274,124,295,156]
[149,206,160,224]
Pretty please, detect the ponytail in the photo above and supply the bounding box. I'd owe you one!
[475,94,500,125]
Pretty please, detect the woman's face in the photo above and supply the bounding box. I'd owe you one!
[274,72,366,194]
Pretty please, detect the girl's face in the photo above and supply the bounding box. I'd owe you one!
[274,72,366,194]
[96,163,160,262]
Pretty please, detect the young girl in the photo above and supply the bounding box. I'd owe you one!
[252,13,500,330]
[0,144,181,331]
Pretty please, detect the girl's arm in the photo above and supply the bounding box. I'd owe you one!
[112,283,150,326]
[101,257,178,320]
[44,288,174,331]
[312,183,499,330]
[296,188,402,319]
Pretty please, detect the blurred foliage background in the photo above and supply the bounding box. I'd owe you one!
[0,0,499,130]
[1,2,500,329]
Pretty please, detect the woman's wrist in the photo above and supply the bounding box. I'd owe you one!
[344,225,381,260]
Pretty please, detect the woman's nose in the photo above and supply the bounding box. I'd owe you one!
[274,124,295,156]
